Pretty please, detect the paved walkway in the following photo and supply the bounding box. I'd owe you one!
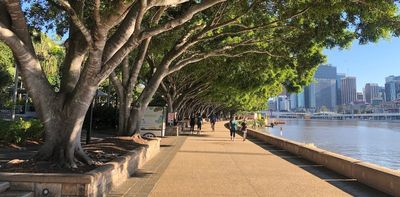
[108,122,387,197]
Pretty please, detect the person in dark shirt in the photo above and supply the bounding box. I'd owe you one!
[190,114,195,134]
[209,113,217,131]
[197,113,203,134]
[241,118,248,141]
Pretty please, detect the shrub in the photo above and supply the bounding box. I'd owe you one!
[0,118,44,144]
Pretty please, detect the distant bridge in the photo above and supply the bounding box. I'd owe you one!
[268,112,400,120]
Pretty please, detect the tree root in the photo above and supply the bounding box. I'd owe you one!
[131,133,148,144]
[75,147,94,165]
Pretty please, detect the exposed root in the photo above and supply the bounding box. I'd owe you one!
[33,144,54,161]
[131,133,148,145]
[34,142,95,169]
[75,148,94,165]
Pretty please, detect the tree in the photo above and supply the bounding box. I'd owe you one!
[0,42,13,104]
[32,32,65,88]
[0,0,225,168]
[112,0,400,135]
[158,56,284,118]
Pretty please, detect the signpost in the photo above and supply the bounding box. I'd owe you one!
[140,106,166,137]
[167,112,176,125]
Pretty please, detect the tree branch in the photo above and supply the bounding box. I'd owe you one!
[98,0,225,81]
[198,6,311,42]
[102,4,140,63]
[110,71,124,98]
[169,45,281,74]
[150,0,189,6]
[139,0,226,41]
[51,0,93,44]
[4,0,35,53]
[94,0,101,25]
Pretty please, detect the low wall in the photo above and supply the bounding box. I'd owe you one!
[0,138,160,197]
[246,128,400,196]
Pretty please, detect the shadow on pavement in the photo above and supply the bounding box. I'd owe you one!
[246,136,390,197]
[131,170,154,178]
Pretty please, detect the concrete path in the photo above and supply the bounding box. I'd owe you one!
[108,122,387,197]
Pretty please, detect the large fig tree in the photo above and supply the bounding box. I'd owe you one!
[111,0,400,135]
[0,0,224,167]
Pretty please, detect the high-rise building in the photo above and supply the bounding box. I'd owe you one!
[315,64,337,79]
[297,91,305,109]
[364,83,380,104]
[336,73,346,105]
[385,75,400,101]
[304,82,316,110]
[277,95,289,111]
[356,92,364,101]
[289,91,306,111]
[341,77,357,104]
[313,64,337,111]
[267,98,277,111]
[378,86,386,101]
[289,93,297,111]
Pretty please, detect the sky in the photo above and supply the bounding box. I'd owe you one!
[323,37,400,92]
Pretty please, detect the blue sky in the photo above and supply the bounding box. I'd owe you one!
[323,37,400,92]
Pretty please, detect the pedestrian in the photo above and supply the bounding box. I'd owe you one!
[197,113,203,134]
[209,113,217,131]
[241,118,248,141]
[190,114,195,134]
[229,116,238,141]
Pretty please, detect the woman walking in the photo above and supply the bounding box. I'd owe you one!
[229,116,238,141]
[241,118,248,141]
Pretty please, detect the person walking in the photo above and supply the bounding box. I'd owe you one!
[241,118,248,141]
[190,114,195,134]
[197,113,203,134]
[209,113,217,131]
[229,116,238,141]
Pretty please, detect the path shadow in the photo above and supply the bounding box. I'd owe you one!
[245,136,390,197]
[178,150,273,156]
[179,133,212,138]
[191,139,232,142]
[131,170,154,178]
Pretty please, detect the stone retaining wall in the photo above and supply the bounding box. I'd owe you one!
[246,128,400,196]
[0,138,160,197]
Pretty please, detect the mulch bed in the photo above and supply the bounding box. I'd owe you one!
[0,137,146,174]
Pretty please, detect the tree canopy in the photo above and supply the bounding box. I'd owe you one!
[1,0,400,167]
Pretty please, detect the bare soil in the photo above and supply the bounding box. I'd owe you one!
[0,136,147,174]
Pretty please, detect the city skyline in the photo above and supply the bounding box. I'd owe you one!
[323,37,400,91]
[271,64,400,113]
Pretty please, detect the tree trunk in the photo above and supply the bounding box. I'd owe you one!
[33,64,100,167]
[35,96,95,168]
[167,94,174,113]
[127,68,167,135]
[117,93,133,135]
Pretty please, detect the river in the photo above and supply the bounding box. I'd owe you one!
[259,119,400,170]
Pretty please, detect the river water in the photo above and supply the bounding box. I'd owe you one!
[259,119,400,170]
